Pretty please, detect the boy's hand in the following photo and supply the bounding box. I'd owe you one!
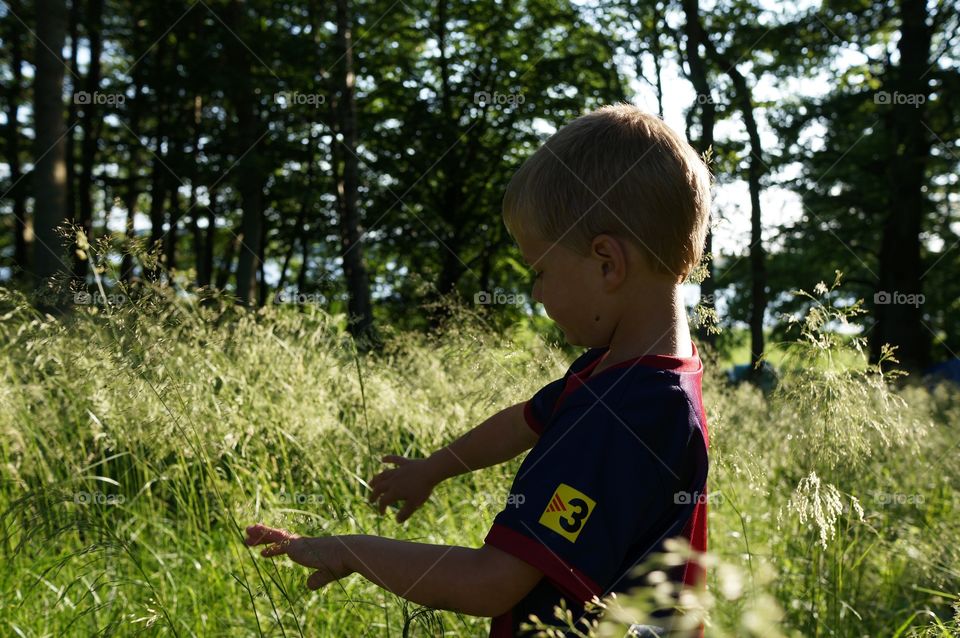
[368,454,437,523]
[244,524,354,590]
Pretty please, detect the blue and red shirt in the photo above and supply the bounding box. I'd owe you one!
[484,341,710,637]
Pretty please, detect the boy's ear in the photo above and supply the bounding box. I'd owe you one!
[590,234,627,290]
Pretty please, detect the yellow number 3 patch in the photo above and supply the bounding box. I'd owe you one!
[539,483,596,542]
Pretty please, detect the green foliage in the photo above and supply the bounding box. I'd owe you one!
[1,277,958,636]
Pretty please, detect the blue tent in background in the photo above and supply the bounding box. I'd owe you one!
[924,358,960,385]
[726,361,779,392]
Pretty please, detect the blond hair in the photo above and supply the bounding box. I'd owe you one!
[502,103,711,281]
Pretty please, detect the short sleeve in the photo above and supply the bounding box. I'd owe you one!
[523,378,567,435]
[485,386,696,600]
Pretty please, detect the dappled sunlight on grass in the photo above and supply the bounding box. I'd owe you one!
[0,280,958,637]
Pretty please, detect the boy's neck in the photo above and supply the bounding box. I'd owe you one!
[591,283,691,377]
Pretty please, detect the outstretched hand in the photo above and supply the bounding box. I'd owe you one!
[244,523,354,590]
[368,454,438,523]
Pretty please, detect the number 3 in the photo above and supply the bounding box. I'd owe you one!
[559,497,589,533]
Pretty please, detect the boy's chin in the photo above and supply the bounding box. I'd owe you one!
[563,329,609,349]
[560,329,591,348]
[556,322,606,348]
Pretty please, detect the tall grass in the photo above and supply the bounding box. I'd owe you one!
[0,273,958,637]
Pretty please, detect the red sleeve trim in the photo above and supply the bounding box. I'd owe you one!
[523,401,544,435]
[680,499,708,588]
[484,522,602,602]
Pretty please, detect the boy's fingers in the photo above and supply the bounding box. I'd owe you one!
[260,541,290,557]
[381,454,407,465]
[396,503,415,523]
[369,470,392,488]
[378,491,396,515]
[368,484,387,503]
[245,524,296,546]
[247,525,296,543]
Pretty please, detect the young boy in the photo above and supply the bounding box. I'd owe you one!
[245,103,712,637]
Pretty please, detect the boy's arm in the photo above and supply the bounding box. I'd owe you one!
[245,524,544,616]
[423,401,538,483]
[337,535,542,616]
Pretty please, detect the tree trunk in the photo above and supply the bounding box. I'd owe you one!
[872,0,932,372]
[165,183,181,273]
[216,223,240,292]
[226,0,264,306]
[437,234,466,296]
[163,122,186,276]
[232,141,264,305]
[146,147,167,280]
[702,32,767,370]
[745,126,766,371]
[188,96,204,287]
[429,0,469,328]
[681,0,717,349]
[199,186,218,288]
[277,208,307,295]
[121,179,139,284]
[75,0,104,282]
[296,226,310,295]
[145,29,169,281]
[64,0,79,238]
[121,78,143,285]
[276,233,299,295]
[277,123,317,295]
[335,0,376,344]
[257,213,269,306]
[32,0,69,288]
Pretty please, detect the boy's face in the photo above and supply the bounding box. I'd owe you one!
[515,230,622,348]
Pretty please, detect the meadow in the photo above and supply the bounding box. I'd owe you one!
[1,280,958,637]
